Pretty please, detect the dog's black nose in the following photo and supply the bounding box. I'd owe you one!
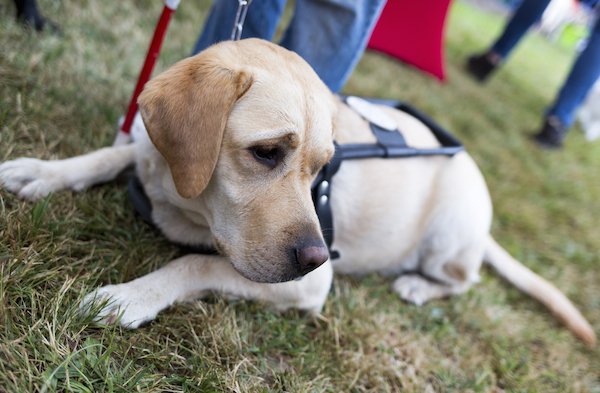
[295,243,329,270]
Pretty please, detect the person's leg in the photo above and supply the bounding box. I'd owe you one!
[534,17,600,148]
[278,0,387,93]
[468,0,551,81]
[548,19,600,126]
[491,0,552,57]
[191,0,287,56]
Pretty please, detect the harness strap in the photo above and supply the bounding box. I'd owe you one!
[371,122,407,156]
[311,97,465,259]
[311,143,342,260]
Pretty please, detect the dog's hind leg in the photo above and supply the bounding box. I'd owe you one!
[392,245,484,305]
[392,274,471,306]
[81,254,334,329]
[0,144,137,201]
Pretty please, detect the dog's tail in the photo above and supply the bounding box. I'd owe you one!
[484,234,595,347]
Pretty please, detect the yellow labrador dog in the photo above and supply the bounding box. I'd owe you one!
[0,39,594,346]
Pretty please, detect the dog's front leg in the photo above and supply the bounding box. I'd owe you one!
[81,254,333,329]
[0,144,137,201]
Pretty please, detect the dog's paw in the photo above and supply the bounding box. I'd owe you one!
[0,158,67,201]
[81,283,170,329]
[392,274,435,306]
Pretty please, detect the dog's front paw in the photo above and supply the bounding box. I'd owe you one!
[81,283,171,329]
[0,158,66,201]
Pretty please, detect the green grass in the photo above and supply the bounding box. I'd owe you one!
[1,0,599,391]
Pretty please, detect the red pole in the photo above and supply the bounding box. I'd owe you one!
[120,0,180,136]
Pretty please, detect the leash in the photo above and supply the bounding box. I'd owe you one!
[114,0,181,146]
[115,0,252,146]
[231,0,253,41]
[311,96,464,259]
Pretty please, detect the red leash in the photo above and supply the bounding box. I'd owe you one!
[115,0,180,145]
[114,0,251,145]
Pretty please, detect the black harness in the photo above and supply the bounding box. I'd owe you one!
[128,97,464,257]
[311,97,464,259]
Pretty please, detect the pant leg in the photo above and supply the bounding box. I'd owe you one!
[191,0,287,56]
[13,0,46,30]
[547,17,600,126]
[491,0,552,58]
[279,0,387,93]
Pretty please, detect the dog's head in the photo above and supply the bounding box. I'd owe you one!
[138,39,337,283]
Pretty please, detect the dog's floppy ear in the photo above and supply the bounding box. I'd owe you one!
[138,52,253,199]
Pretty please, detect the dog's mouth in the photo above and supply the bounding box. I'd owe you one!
[228,256,324,283]
[214,234,329,283]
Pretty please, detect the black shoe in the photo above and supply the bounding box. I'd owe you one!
[466,51,502,82]
[532,116,567,149]
[14,0,60,32]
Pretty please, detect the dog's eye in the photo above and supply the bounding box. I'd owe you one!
[252,146,279,167]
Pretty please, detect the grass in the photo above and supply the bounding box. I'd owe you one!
[1,0,599,391]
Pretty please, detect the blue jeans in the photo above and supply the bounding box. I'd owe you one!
[192,0,387,93]
[491,0,600,126]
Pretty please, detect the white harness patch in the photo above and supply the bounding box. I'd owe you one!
[346,95,397,131]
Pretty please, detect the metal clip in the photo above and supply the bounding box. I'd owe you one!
[230,0,253,41]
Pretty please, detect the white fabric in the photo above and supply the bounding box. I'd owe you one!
[165,0,181,11]
[577,78,600,141]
